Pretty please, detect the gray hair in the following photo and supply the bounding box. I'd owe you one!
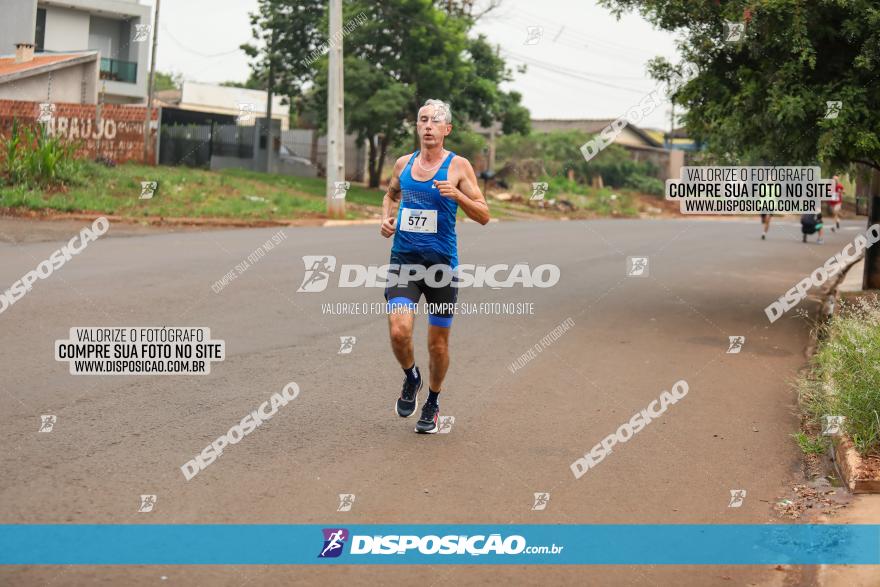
[422,99,452,124]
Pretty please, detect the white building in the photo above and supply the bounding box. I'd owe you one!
[0,0,151,104]
[158,81,291,130]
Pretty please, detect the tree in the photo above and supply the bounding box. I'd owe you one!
[311,56,414,188]
[600,0,880,285]
[245,0,530,187]
[220,76,266,90]
[598,0,880,172]
[242,0,327,104]
[496,130,655,187]
[154,71,182,92]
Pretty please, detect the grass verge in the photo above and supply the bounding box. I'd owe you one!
[0,162,386,221]
[2,160,663,223]
[796,295,880,457]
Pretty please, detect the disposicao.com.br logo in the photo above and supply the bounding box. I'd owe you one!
[317,528,564,559]
[297,255,560,292]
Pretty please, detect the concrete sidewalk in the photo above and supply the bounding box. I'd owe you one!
[838,258,865,294]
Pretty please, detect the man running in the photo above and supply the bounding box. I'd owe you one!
[760,213,772,240]
[379,99,490,433]
[829,175,844,232]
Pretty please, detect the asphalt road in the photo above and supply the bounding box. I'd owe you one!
[0,216,866,586]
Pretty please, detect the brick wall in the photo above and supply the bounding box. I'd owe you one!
[0,99,158,164]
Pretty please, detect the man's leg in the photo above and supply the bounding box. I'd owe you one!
[386,253,424,418]
[414,261,456,434]
[387,303,423,418]
[414,319,451,434]
[427,324,451,392]
[388,310,415,369]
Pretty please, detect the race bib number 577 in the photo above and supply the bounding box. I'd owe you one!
[400,208,437,233]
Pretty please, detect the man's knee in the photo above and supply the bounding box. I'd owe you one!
[390,324,412,347]
[428,337,448,357]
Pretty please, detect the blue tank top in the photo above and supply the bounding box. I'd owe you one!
[392,150,459,267]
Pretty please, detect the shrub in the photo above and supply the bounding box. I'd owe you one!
[625,174,664,196]
[797,295,880,456]
[1,120,83,187]
[496,130,659,188]
[444,128,487,163]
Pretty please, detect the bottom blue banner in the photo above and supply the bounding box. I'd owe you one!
[0,524,878,565]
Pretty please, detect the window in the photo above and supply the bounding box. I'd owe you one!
[35,8,46,51]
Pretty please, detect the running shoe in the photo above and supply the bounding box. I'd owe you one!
[817,237,824,244]
[395,372,422,418]
[415,401,439,434]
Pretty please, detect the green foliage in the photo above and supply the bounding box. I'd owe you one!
[797,296,880,456]
[518,176,638,217]
[496,131,658,189]
[219,75,266,90]
[599,0,880,172]
[243,0,325,98]
[624,174,664,196]
[544,175,588,196]
[438,127,486,162]
[0,162,386,220]
[792,431,829,456]
[154,71,183,92]
[1,121,83,188]
[313,55,415,150]
[3,119,22,182]
[587,147,658,188]
[247,0,530,185]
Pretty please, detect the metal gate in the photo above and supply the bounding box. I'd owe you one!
[159,123,257,168]
[158,124,212,168]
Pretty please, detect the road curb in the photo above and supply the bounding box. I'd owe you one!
[796,253,880,497]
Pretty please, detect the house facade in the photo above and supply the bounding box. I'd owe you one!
[0,46,100,103]
[0,0,151,104]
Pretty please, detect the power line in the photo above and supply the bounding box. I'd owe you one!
[514,68,671,125]
[500,6,665,57]
[160,23,242,58]
[484,14,663,72]
[486,9,660,61]
[499,21,646,73]
[501,48,654,93]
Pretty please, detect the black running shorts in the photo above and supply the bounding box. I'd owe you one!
[384,251,458,326]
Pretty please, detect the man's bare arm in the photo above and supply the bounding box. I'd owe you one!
[380,156,408,238]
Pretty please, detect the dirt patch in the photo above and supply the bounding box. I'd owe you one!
[637,194,681,217]
[774,481,851,520]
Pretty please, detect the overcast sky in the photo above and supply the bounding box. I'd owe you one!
[146,0,681,130]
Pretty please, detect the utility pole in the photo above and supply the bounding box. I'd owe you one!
[142,0,160,164]
[864,168,880,289]
[326,0,345,217]
[264,27,277,174]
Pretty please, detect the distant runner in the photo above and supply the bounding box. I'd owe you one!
[760,213,772,240]
[379,99,490,433]
[829,175,843,232]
